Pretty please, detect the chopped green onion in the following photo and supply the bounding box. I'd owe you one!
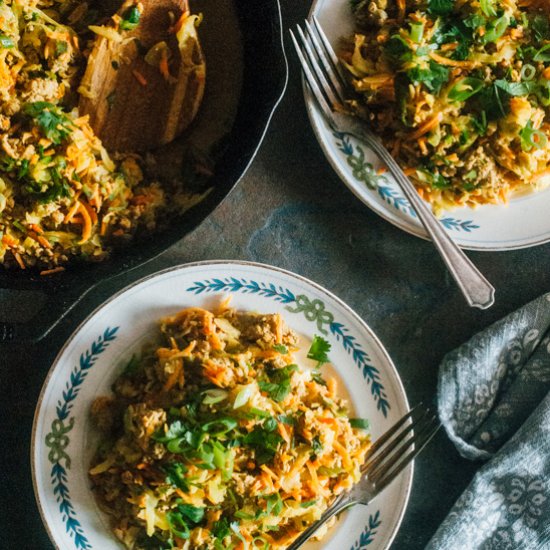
[448,77,484,102]
[202,388,228,405]
[201,417,238,437]
[537,80,550,106]
[520,64,536,81]
[252,536,269,550]
[520,120,548,151]
[480,0,497,17]
[234,510,255,520]
[246,407,271,419]
[482,15,509,44]
[0,34,14,48]
[410,21,424,43]
[534,43,550,62]
[233,385,253,409]
[12,220,26,233]
[119,5,140,30]
[167,510,190,539]
[350,417,370,430]
[300,499,318,508]
[212,440,228,469]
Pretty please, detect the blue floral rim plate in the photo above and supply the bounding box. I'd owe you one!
[31,261,411,550]
[307,0,550,251]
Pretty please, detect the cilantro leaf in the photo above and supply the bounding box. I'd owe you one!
[212,517,230,540]
[407,60,449,93]
[272,344,288,354]
[243,425,283,465]
[384,35,413,66]
[494,79,536,96]
[427,0,454,16]
[531,14,550,43]
[22,102,73,144]
[258,364,299,403]
[166,503,205,540]
[177,503,205,524]
[311,369,327,386]
[307,335,331,365]
[311,435,323,456]
[259,378,291,402]
[162,462,190,492]
[264,493,283,516]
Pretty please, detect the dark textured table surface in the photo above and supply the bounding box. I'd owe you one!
[2,2,550,549]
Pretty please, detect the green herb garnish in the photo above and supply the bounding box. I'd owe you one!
[307,335,331,365]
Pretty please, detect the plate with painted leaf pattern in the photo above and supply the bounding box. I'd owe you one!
[32,261,411,550]
[307,0,550,251]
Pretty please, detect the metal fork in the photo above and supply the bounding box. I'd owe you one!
[286,405,440,550]
[290,18,495,310]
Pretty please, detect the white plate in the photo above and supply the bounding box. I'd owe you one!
[308,0,550,251]
[32,261,411,550]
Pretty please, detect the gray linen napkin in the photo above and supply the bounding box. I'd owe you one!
[426,293,550,550]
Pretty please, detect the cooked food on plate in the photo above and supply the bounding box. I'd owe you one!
[89,304,371,549]
[0,0,205,271]
[342,0,550,211]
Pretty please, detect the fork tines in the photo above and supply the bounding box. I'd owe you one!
[363,404,440,492]
[290,17,349,116]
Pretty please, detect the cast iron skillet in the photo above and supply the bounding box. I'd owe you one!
[0,0,288,344]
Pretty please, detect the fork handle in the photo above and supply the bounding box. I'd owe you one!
[350,125,495,310]
[286,495,355,550]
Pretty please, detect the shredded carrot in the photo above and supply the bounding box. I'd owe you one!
[327,376,337,398]
[274,313,283,344]
[40,266,65,276]
[418,137,428,155]
[277,421,291,445]
[429,51,474,68]
[37,235,52,249]
[163,358,184,392]
[209,331,223,351]
[408,113,443,140]
[132,69,147,86]
[440,42,458,51]
[14,252,25,269]
[168,11,188,34]
[159,49,171,81]
[30,223,44,234]
[2,234,17,247]
[81,200,98,224]
[77,202,93,243]
[333,440,352,470]
[64,196,82,223]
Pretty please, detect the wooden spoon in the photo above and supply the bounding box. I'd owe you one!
[78,0,205,152]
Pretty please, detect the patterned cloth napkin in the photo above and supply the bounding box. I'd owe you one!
[426,292,550,550]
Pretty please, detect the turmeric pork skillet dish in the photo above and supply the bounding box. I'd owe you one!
[0,0,204,272]
[89,305,371,549]
[342,0,550,212]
